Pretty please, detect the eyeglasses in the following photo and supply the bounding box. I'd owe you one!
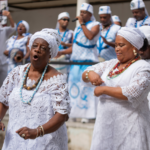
[61,18,70,22]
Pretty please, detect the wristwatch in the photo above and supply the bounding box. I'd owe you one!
[81,23,86,26]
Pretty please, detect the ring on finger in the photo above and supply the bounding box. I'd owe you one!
[21,134,25,138]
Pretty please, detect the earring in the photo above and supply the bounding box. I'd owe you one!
[133,49,137,56]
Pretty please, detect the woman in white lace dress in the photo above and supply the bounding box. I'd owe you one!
[0,29,71,150]
[82,27,150,150]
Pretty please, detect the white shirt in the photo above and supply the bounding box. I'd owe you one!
[126,17,150,28]
[0,25,16,65]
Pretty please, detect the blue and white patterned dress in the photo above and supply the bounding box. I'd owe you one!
[69,21,100,119]
[97,24,121,61]
[6,35,29,73]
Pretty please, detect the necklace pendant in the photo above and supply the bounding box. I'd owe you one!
[28,102,31,105]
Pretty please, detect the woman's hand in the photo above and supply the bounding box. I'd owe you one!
[16,127,37,140]
[94,86,105,97]
[0,122,5,131]
[88,71,104,86]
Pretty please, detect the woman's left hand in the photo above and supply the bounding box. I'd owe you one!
[94,86,105,97]
[16,127,37,140]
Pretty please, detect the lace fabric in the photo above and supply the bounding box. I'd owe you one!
[0,64,70,150]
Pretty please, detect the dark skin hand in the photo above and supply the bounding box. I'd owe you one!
[15,38,68,140]
[83,35,138,100]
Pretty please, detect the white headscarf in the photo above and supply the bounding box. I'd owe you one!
[17,20,29,33]
[28,28,61,59]
[58,12,70,20]
[98,6,111,15]
[80,3,96,21]
[130,0,149,16]
[112,15,121,22]
[117,27,146,50]
[139,26,150,45]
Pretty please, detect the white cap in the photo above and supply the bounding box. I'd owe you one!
[130,0,145,10]
[58,12,70,20]
[80,3,93,14]
[139,26,150,45]
[112,15,121,22]
[98,6,111,15]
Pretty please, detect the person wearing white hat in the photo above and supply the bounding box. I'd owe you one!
[0,10,16,86]
[112,15,122,26]
[97,6,121,61]
[126,0,150,28]
[57,3,100,121]
[82,27,150,150]
[4,20,31,74]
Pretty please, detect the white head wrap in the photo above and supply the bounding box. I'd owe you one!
[98,6,111,15]
[57,12,70,20]
[112,15,121,22]
[139,26,150,45]
[28,28,61,59]
[130,0,149,16]
[17,20,29,33]
[117,27,146,50]
[80,3,96,21]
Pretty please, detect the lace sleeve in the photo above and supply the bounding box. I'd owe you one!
[51,81,71,115]
[0,66,20,106]
[121,71,150,108]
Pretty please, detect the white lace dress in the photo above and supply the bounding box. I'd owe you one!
[0,64,71,150]
[85,59,150,150]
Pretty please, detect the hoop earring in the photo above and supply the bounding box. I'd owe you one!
[133,49,137,56]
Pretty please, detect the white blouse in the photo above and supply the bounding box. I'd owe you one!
[0,64,71,150]
[85,59,150,150]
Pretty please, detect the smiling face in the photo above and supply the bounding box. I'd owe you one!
[115,35,137,63]
[30,38,50,68]
[17,23,26,35]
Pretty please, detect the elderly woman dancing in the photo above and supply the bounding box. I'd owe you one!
[82,27,150,150]
[0,29,71,150]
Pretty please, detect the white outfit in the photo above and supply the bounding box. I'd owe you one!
[85,59,150,150]
[0,25,16,86]
[69,21,100,119]
[126,17,150,28]
[97,24,121,60]
[0,64,71,150]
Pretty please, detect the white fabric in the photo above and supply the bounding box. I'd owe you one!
[28,28,61,59]
[112,15,121,22]
[139,26,150,45]
[130,0,149,16]
[117,27,145,50]
[58,12,70,20]
[80,3,96,21]
[126,17,150,28]
[0,64,71,150]
[84,59,150,150]
[98,6,111,15]
[97,24,121,60]
[71,21,100,61]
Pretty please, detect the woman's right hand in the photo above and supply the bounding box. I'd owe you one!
[88,71,104,86]
[0,122,5,131]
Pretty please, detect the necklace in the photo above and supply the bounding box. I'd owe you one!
[107,56,140,80]
[135,16,148,28]
[20,64,48,105]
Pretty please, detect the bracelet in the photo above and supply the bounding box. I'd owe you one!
[85,70,92,81]
[38,126,45,137]
[36,128,39,138]
[39,127,42,137]
[39,125,45,136]
[81,23,86,26]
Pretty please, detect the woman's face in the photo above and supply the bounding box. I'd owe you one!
[17,23,26,34]
[115,35,136,63]
[30,38,50,68]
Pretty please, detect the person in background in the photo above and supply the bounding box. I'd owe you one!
[0,10,16,86]
[4,20,31,74]
[112,15,122,26]
[139,26,150,108]
[97,6,121,61]
[57,3,100,123]
[126,0,150,28]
